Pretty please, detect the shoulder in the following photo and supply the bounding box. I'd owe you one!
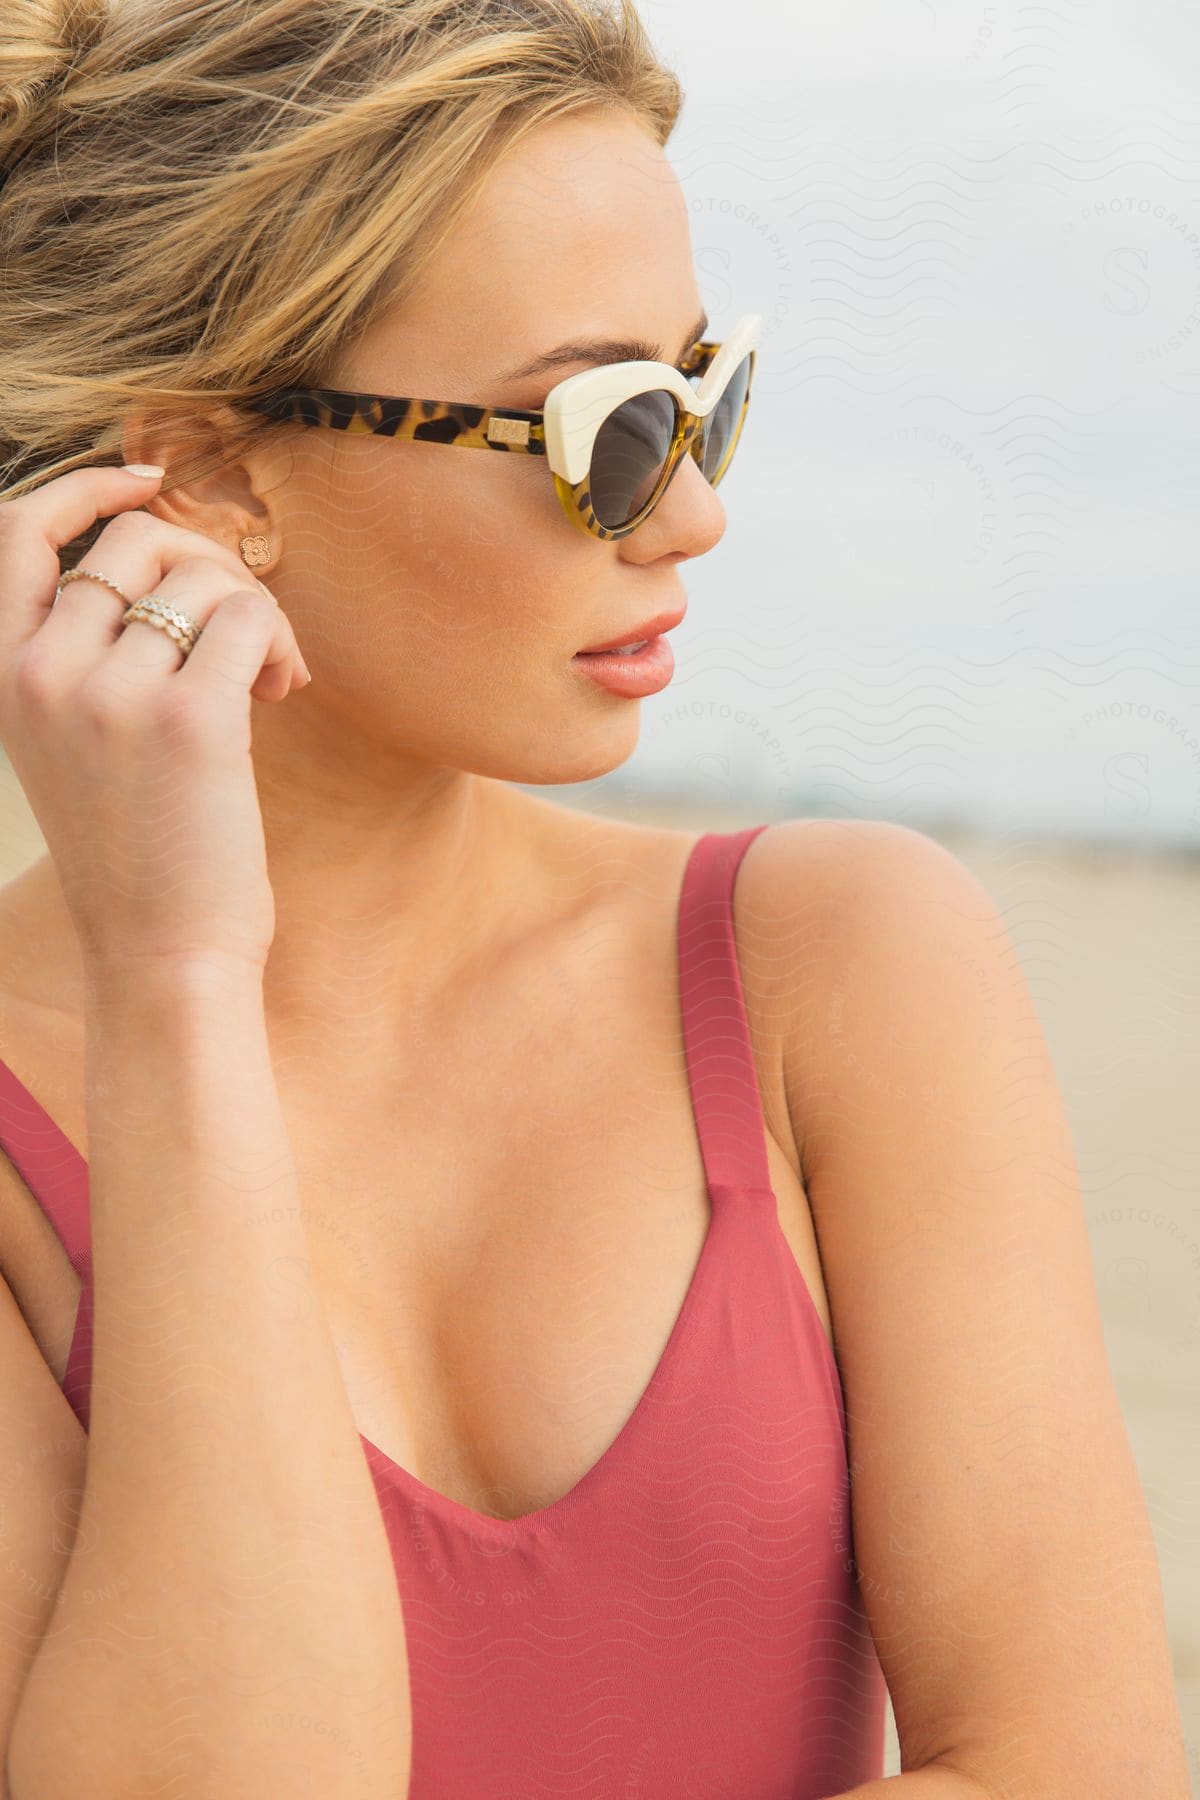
[739,812,979,925]
[740,811,1010,992]
[733,816,1007,1110]
[735,815,1053,1236]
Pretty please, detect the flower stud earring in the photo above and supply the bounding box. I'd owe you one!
[240,534,271,569]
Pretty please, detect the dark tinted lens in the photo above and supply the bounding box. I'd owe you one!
[699,353,752,482]
[589,389,677,529]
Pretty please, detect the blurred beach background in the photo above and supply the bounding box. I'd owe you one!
[3,0,1198,1785]
[572,0,1199,1778]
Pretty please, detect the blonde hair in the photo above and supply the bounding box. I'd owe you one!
[0,0,682,569]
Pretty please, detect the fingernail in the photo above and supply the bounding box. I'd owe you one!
[122,463,165,478]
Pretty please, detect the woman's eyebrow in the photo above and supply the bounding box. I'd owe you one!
[497,309,709,383]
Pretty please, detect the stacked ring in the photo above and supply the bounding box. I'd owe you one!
[54,567,204,661]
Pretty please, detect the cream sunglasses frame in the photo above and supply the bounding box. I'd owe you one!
[240,312,761,541]
[542,309,760,534]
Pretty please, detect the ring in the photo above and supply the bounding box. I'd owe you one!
[54,566,204,662]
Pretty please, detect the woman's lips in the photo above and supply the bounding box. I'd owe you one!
[577,606,686,654]
[571,634,675,697]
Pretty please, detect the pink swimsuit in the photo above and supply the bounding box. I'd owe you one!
[0,823,888,1796]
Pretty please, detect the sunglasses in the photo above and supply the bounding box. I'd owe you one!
[239,313,761,541]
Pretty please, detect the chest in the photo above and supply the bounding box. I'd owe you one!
[0,878,834,1526]
[275,970,832,1520]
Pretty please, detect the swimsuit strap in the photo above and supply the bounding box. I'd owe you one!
[0,820,776,1433]
[0,1059,91,1278]
[676,824,775,1194]
[0,1058,94,1429]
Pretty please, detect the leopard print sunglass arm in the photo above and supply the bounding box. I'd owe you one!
[236,338,722,458]
[235,314,760,542]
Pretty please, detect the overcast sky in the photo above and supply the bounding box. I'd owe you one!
[567,0,1200,848]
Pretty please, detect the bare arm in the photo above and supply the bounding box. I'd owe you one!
[6,962,411,1800]
[759,818,1188,1800]
[832,1771,993,1799]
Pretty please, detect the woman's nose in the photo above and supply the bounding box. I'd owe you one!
[622,453,727,565]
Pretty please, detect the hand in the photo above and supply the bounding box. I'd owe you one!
[0,465,309,981]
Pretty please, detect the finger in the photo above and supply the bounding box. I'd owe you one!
[0,464,165,663]
[42,511,280,677]
[106,559,302,704]
[149,558,304,700]
[175,588,302,707]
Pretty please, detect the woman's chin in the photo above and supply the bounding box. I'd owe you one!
[476,726,642,789]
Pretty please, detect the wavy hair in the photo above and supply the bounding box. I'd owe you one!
[0,0,682,569]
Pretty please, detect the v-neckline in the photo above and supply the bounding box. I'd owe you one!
[0,1061,739,1537]
[353,1187,733,1537]
[0,824,778,1539]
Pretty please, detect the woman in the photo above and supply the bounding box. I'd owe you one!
[0,1,1186,1797]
